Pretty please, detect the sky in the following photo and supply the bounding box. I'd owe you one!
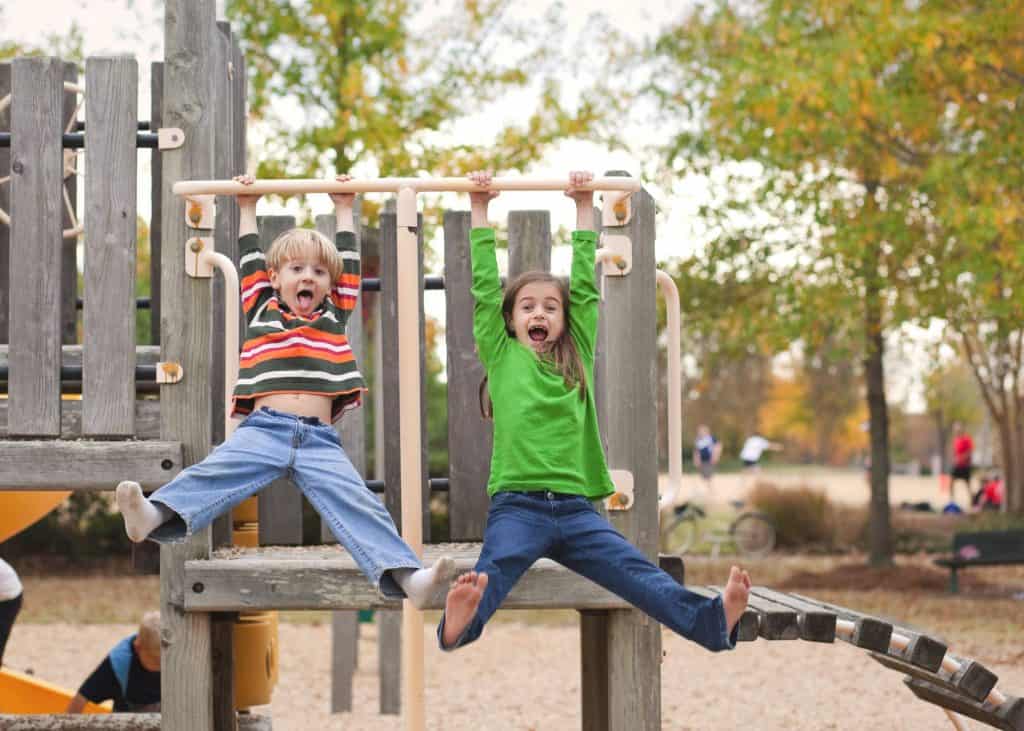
[4,0,943,412]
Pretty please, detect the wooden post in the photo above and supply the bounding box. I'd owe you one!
[159,1,218,729]
[255,214,304,546]
[588,180,661,730]
[9,57,65,437]
[0,63,10,343]
[82,56,137,438]
[378,608,402,715]
[507,209,551,277]
[443,209,491,540]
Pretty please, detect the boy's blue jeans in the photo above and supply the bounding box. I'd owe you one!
[146,407,421,596]
[438,490,737,652]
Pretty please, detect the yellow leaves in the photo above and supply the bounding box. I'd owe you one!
[960,54,976,72]
[923,33,942,52]
[880,154,901,183]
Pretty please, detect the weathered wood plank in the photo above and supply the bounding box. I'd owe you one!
[378,609,401,715]
[443,209,491,540]
[686,585,760,642]
[872,651,998,703]
[749,586,836,642]
[789,591,892,652]
[184,545,636,612]
[507,210,551,277]
[0,63,10,342]
[0,398,161,440]
[905,678,1024,731]
[254,215,303,547]
[729,588,800,641]
[60,63,78,346]
[0,440,182,490]
[0,713,272,731]
[160,2,218,730]
[83,56,138,437]
[149,62,163,346]
[379,211,429,535]
[9,57,65,436]
[210,22,237,449]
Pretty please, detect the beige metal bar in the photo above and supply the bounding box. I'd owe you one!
[173,176,641,197]
[199,249,240,438]
[396,186,425,731]
[656,270,683,505]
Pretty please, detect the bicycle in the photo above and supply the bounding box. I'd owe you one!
[660,499,776,558]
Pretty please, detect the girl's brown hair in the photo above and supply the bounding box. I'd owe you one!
[480,271,588,418]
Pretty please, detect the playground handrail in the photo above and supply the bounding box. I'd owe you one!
[173,176,640,197]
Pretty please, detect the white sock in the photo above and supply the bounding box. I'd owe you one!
[116,481,173,543]
[393,556,456,609]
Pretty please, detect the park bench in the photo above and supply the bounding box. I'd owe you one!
[933,530,1024,594]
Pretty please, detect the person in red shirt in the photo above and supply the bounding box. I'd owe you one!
[950,421,975,506]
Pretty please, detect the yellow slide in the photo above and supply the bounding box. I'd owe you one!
[0,491,70,544]
[0,667,110,713]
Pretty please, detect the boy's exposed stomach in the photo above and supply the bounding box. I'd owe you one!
[254,393,333,423]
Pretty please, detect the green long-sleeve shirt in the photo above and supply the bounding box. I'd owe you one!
[471,227,614,499]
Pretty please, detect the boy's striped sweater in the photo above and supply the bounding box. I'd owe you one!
[231,231,366,423]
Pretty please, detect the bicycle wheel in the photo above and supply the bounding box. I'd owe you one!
[661,512,699,556]
[730,512,776,558]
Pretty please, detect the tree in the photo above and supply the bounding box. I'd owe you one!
[641,1,973,564]
[226,0,605,185]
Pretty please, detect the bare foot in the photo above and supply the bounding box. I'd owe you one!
[722,565,751,634]
[441,571,489,648]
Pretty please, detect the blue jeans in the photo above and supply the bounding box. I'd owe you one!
[438,490,736,651]
[147,407,422,596]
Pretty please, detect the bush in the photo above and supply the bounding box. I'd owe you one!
[4,493,131,563]
[747,481,838,551]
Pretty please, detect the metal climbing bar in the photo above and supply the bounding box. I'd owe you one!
[172,175,641,196]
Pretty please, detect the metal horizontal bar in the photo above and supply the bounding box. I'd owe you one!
[364,477,449,494]
[0,365,158,382]
[0,132,159,149]
[173,176,642,197]
[72,120,152,131]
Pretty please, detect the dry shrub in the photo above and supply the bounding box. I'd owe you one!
[747,481,837,551]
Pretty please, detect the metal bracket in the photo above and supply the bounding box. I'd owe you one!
[599,233,632,277]
[158,127,185,150]
[600,190,632,227]
[185,237,215,278]
[156,362,184,384]
[184,195,215,229]
[603,469,635,511]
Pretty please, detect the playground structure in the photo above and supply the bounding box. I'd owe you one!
[0,3,1022,731]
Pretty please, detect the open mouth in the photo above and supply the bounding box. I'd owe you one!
[528,325,548,342]
[296,288,315,309]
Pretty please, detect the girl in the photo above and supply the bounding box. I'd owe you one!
[439,170,751,651]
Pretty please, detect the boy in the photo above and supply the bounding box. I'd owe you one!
[116,174,453,607]
[67,611,161,713]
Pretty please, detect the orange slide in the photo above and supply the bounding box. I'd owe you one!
[0,491,110,713]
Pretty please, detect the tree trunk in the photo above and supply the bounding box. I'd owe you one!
[864,292,893,566]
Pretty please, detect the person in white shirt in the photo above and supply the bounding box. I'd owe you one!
[739,433,782,471]
[0,557,23,666]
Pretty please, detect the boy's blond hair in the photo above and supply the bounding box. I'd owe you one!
[266,228,342,283]
[137,610,161,655]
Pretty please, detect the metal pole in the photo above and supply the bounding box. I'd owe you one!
[396,186,425,731]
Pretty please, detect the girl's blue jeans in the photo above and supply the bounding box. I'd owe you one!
[438,490,737,652]
[146,406,422,597]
